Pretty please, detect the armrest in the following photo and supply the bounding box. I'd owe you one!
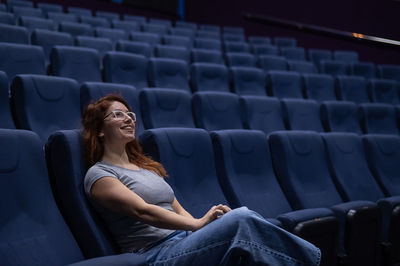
[68,253,147,266]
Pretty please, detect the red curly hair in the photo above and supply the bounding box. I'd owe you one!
[81,94,167,177]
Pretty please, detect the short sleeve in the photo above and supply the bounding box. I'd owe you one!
[84,164,118,197]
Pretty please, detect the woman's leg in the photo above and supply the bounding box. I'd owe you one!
[144,207,321,266]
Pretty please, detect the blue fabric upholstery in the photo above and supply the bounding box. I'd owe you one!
[149,18,172,26]
[251,44,279,56]
[139,128,229,217]
[18,16,56,32]
[287,60,317,74]
[190,49,224,64]
[230,66,266,96]
[225,52,256,67]
[31,29,74,64]
[320,101,362,134]
[239,96,285,134]
[163,35,192,49]
[142,23,168,35]
[148,58,190,91]
[281,99,323,132]
[377,64,400,82]
[11,74,80,144]
[308,49,332,67]
[75,36,113,66]
[280,47,305,60]
[48,12,78,23]
[319,60,349,76]
[0,129,84,265]
[335,75,369,104]
[223,26,244,34]
[196,30,220,40]
[37,3,63,14]
[112,21,140,32]
[367,78,399,104]
[192,92,242,130]
[333,50,359,62]
[59,22,94,37]
[190,63,229,92]
[0,71,15,129]
[266,70,302,98]
[0,43,45,79]
[258,55,287,71]
[168,28,196,40]
[349,62,376,79]
[273,37,297,47]
[359,103,399,134]
[123,14,146,23]
[96,11,120,21]
[12,6,44,18]
[103,51,149,89]
[154,45,190,64]
[0,12,14,25]
[303,73,336,101]
[7,0,33,10]
[194,38,221,50]
[139,88,195,129]
[67,7,92,16]
[51,46,101,83]
[95,28,128,42]
[175,21,197,30]
[222,32,245,42]
[80,82,143,135]
[0,23,29,44]
[46,129,147,265]
[199,24,220,32]
[129,32,161,47]
[115,40,152,57]
[248,36,272,45]
[223,41,250,53]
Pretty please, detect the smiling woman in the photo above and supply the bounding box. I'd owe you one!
[81,94,321,265]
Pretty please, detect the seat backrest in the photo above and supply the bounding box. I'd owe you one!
[111,20,140,32]
[31,29,74,64]
[0,43,46,79]
[281,99,324,132]
[67,6,92,16]
[103,51,149,90]
[190,63,229,92]
[12,6,44,18]
[251,44,279,56]
[142,23,168,35]
[80,81,144,135]
[266,70,302,98]
[115,40,151,57]
[194,38,221,50]
[50,45,101,83]
[287,60,317,74]
[59,22,94,37]
[148,58,190,92]
[308,49,332,67]
[223,41,250,53]
[139,88,195,129]
[123,14,146,23]
[362,134,400,196]
[163,35,192,49]
[149,18,172,26]
[48,12,78,23]
[320,101,362,134]
[269,130,343,209]
[154,45,190,64]
[196,30,220,40]
[18,16,56,32]
[377,64,400,82]
[129,31,161,47]
[240,96,285,134]
[0,11,14,25]
[11,74,81,144]
[248,36,271,45]
[0,129,84,265]
[0,23,29,44]
[0,71,15,129]
[37,2,63,15]
[96,10,120,21]
[334,50,359,63]
[349,62,376,79]
[192,91,242,130]
[211,129,293,217]
[359,103,399,134]
[274,37,297,47]
[175,21,197,30]
[95,27,128,42]
[335,75,369,104]
[190,48,224,64]
[280,47,305,60]
[230,66,266,96]
[79,16,110,28]
[225,52,256,67]
[258,55,287,71]
[319,60,349,76]
[303,73,336,101]
[74,36,113,66]
[222,33,245,42]
[322,132,385,202]
[7,0,33,10]
[169,28,196,40]
[367,78,399,105]
[139,128,229,217]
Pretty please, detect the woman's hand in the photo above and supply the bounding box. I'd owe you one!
[193,204,231,231]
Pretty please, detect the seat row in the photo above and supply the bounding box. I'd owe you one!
[1,72,400,147]
[5,125,398,265]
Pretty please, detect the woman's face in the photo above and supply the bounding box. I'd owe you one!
[99,101,136,145]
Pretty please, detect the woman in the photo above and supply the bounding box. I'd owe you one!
[82,94,321,265]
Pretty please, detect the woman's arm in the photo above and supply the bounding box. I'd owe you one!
[91,177,230,231]
[171,197,194,219]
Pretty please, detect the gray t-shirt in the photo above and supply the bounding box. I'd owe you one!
[84,161,176,253]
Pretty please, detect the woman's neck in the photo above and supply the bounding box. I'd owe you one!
[102,143,130,166]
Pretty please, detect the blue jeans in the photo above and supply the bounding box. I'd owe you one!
[141,207,321,266]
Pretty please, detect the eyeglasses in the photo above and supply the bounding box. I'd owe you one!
[104,110,136,122]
